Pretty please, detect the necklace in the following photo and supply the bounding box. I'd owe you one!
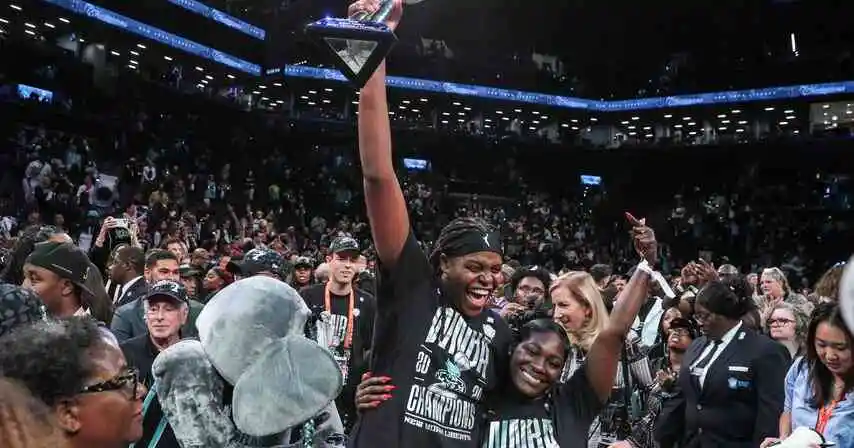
[323,283,355,349]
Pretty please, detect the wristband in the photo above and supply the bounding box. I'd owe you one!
[636,260,676,299]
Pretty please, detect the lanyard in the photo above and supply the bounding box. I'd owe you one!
[815,399,840,434]
[324,283,355,350]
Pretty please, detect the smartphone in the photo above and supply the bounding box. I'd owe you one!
[113,218,129,228]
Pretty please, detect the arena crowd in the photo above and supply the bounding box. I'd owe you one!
[0,2,853,448]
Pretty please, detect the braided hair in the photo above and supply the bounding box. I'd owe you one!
[428,217,496,274]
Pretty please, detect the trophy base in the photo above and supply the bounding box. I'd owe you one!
[305,17,398,88]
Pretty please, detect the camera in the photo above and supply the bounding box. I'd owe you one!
[505,298,553,339]
[113,218,129,228]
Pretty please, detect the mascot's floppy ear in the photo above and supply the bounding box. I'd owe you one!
[152,339,236,447]
[197,276,343,437]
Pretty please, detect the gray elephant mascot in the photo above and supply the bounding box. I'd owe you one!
[152,276,346,447]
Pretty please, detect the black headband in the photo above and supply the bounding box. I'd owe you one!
[444,231,502,258]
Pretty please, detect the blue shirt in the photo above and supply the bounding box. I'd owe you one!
[784,357,854,447]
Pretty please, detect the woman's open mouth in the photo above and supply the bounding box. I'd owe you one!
[466,287,491,308]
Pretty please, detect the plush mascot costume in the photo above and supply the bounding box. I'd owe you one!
[152,276,345,447]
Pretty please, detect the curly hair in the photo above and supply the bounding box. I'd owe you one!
[428,217,496,273]
[0,317,105,406]
[0,225,62,286]
[0,378,67,448]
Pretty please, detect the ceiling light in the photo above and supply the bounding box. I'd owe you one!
[718,127,727,131]
[628,132,637,136]
[441,112,449,116]
[253,90,261,94]
[402,100,410,104]
[779,121,788,125]
[645,134,654,138]
[541,115,549,119]
[689,131,697,136]
[717,114,726,118]
[200,79,208,84]
[196,83,204,89]
[784,110,794,114]
[388,111,395,116]
[731,109,741,114]
[457,112,464,116]
[452,101,461,106]
[307,101,316,106]
[258,85,266,89]
[273,82,282,87]
[0,18,7,24]
[163,55,173,61]
[643,126,652,130]
[501,116,509,121]
[590,117,598,122]
[688,122,696,126]
[736,128,745,133]
[195,66,204,71]
[226,74,235,79]
[764,107,775,111]
[621,121,629,125]
[532,120,540,124]
[129,59,138,65]
[572,126,580,131]
[514,109,522,113]
[571,119,578,123]
[631,116,639,121]
[495,110,503,114]
[324,88,332,92]
[261,97,270,101]
[674,124,682,129]
[308,90,317,94]
[9,4,22,11]
[822,104,830,109]
[721,120,730,124]
[24,29,34,35]
[322,99,331,104]
[204,75,213,80]
[528,126,536,130]
[484,118,492,123]
[464,107,472,111]
[738,120,748,125]
[411,109,420,113]
[137,43,146,49]
[110,50,120,56]
[420,98,428,102]
[351,100,358,105]
[532,111,540,115]
[59,17,70,23]
[786,115,796,120]
[300,95,308,99]
[628,125,636,130]
[682,117,691,121]
[664,114,672,118]
[441,120,448,124]
[561,123,569,128]
[130,50,139,56]
[23,22,35,28]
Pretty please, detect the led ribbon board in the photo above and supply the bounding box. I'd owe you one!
[283,65,854,111]
[42,0,261,75]
[165,0,265,40]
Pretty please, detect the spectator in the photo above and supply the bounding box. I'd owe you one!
[108,246,147,307]
[0,317,145,447]
[0,378,68,448]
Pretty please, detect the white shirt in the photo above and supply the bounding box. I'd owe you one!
[691,320,743,388]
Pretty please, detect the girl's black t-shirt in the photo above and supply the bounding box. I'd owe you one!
[482,365,603,448]
[349,232,512,448]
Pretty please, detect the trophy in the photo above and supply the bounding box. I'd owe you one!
[305,0,423,88]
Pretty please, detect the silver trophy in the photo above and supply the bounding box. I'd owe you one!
[305,0,425,87]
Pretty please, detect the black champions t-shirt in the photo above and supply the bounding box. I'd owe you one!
[300,284,376,386]
[482,366,603,448]
[349,232,512,448]
[300,284,375,428]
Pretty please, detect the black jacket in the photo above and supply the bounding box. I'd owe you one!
[116,278,148,308]
[662,325,790,448]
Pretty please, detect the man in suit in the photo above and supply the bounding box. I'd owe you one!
[110,246,147,308]
[111,249,203,343]
[671,281,790,448]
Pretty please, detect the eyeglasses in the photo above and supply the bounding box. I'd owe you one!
[768,318,795,326]
[79,367,140,399]
[517,285,546,296]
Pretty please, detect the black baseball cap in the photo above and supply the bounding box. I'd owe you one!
[228,248,285,279]
[25,242,95,299]
[146,280,189,305]
[330,236,360,255]
[294,257,314,269]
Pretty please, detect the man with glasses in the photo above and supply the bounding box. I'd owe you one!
[0,316,146,447]
[120,280,189,448]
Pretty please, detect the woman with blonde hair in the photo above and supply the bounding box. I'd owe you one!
[0,378,68,448]
[810,263,845,304]
[766,301,809,360]
[760,267,812,318]
[551,271,610,379]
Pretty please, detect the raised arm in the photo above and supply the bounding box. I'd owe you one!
[355,0,408,266]
[584,213,655,401]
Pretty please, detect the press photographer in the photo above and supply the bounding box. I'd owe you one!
[500,265,553,330]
